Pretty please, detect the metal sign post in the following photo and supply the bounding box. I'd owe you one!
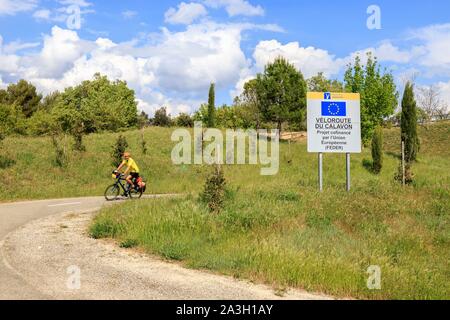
[346,153,351,192]
[307,92,361,192]
[318,153,323,192]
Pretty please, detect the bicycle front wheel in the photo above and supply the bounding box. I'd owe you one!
[104,184,120,201]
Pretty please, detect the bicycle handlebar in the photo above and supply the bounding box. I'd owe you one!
[112,171,126,179]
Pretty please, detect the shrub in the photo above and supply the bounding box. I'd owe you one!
[140,129,147,155]
[26,110,57,136]
[72,130,86,152]
[89,219,123,239]
[371,126,383,174]
[111,135,128,167]
[175,113,194,127]
[395,163,414,185]
[0,155,15,169]
[120,239,139,248]
[201,165,226,213]
[52,135,67,167]
[401,82,420,162]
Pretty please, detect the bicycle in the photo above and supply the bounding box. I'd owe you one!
[104,171,143,201]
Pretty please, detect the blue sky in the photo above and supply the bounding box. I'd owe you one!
[1,0,450,115]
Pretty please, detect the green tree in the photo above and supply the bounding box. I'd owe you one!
[344,54,398,145]
[27,109,58,136]
[0,103,26,135]
[207,83,216,128]
[371,126,383,174]
[175,113,194,127]
[307,72,344,92]
[237,79,262,129]
[153,107,172,127]
[256,57,307,132]
[0,89,7,104]
[192,104,208,123]
[54,73,138,134]
[6,80,42,118]
[401,82,420,162]
[39,91,62,112]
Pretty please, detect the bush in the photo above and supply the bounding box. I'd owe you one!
[111,135,128,167]
[395,163,414,185]
[119,239,139,248]
[52,135,67,167]
[72,130,86,152]
[0,155,15,169]
[141,136,147,155]
[89,219,123,239]
[175,113,194,127]
[371,126,383,173]
[401,82,420,162]
[26,110,57,136]
[201,165,226,213]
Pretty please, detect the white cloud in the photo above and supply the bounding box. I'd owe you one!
[253,40,341,79]
[204,0,264,17]
[32,26,93,78]
[0,0,37,15]
[436,81,450,112]
[0,22,259,115]
[0,35,21,73]
[33,8,50,20]
[58,0,92,7]
[122,10,137,19]
[164,2,208,25]
[409,23,450,76]
[3,8,450,116]
[33,0,95,25]
[232,39,343,98]
[371,42,414,63]
[2,40,40,54]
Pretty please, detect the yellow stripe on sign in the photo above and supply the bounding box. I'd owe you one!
[307,92,360,101]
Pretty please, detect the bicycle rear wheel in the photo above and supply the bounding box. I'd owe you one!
[129,187,143,199]
[104,184,120,201]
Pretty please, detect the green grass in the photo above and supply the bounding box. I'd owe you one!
[0,127,208,201]
[1,122,449,299]
[89,122,449,300]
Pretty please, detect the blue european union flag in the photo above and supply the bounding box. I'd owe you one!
[321,101,347,117]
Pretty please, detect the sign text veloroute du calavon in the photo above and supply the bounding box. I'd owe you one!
[307,92,362,154]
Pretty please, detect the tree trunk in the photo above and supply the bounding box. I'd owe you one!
[277,121,282,134]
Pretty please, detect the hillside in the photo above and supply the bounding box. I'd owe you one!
[1,121,439,300]
[1,121,449,202]
[1,122,449,299]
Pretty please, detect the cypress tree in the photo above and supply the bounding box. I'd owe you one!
[207,83,216,128]
[401,82,420,162]
[111,135,128,167]
[371,125,383,173]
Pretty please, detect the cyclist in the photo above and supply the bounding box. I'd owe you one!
[116,152,140,192]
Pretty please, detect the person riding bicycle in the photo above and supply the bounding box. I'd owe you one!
[115,152,140,191]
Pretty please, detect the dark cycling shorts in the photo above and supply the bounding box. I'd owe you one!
[130,172,140,179]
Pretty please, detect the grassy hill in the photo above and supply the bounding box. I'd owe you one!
[1,122,449,299]
[0,128,207,201]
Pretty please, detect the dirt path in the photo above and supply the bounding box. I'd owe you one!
[1,209,332,300]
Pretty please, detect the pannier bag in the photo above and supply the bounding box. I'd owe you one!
[137,177,147,192]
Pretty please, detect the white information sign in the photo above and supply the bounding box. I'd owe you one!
[307,92,361,153]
